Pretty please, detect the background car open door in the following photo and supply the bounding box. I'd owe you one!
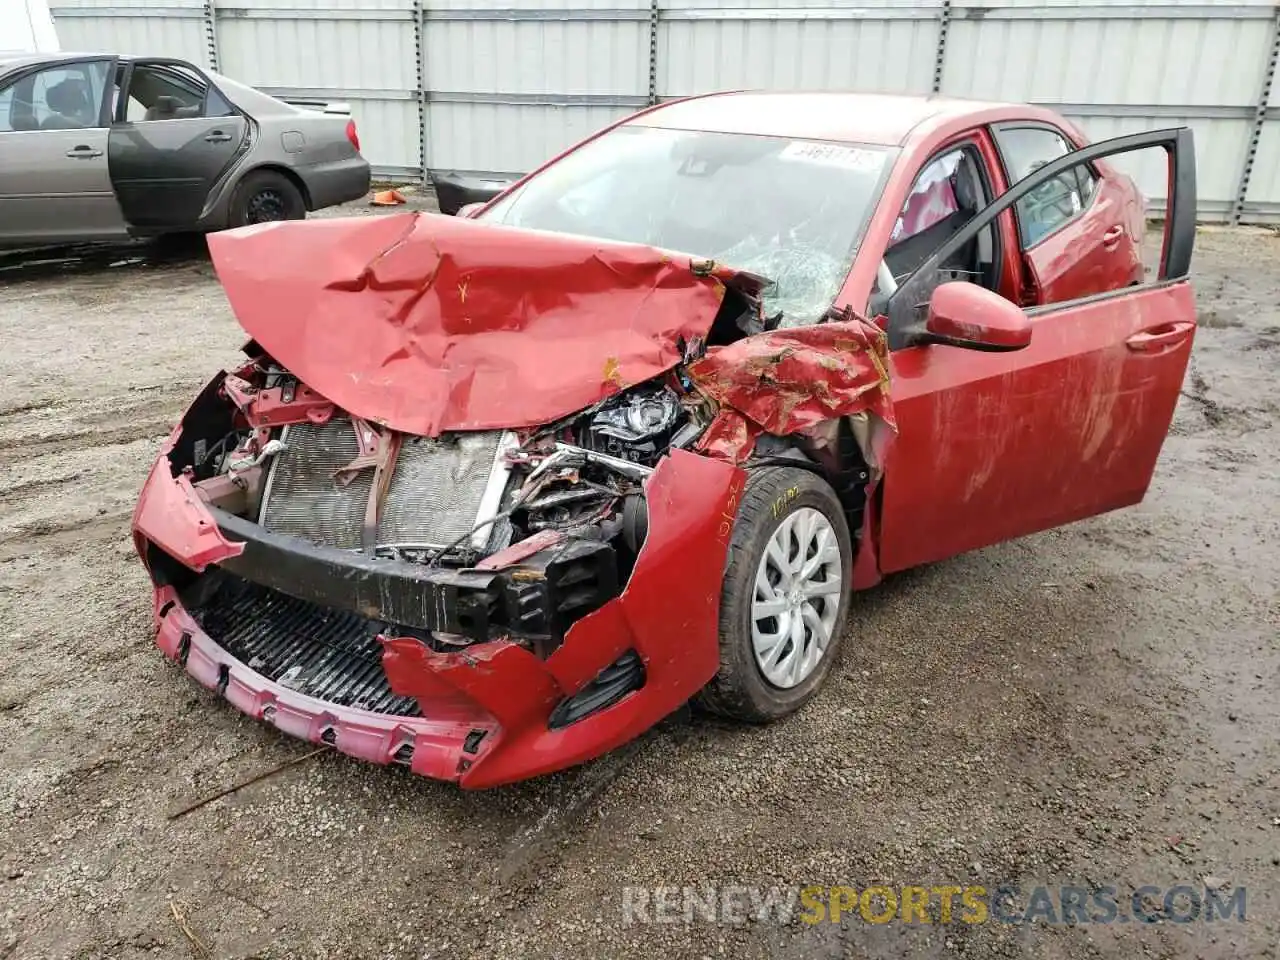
[876,128,1197,574]
[108,59,248,229]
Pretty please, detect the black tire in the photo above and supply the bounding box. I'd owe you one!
[228,170,306,228]
[695,466,853,722]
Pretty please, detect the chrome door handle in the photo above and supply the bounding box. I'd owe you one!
[65,147,103,159]
[1102,224,1124,246]
[204,132,232,143]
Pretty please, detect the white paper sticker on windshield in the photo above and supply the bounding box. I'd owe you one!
[780,142,883,172]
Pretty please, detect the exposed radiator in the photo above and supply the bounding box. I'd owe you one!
[259,419,509,552]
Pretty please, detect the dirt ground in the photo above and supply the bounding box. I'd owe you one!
[0,197,1276,960]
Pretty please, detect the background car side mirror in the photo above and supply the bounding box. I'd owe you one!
[924,281,1032,352]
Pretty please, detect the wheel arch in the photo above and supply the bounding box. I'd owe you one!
[746,426,871,540]
[232,162,314,211]
[693,457,855,721]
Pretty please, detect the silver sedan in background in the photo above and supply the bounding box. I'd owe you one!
[0,52,371,248]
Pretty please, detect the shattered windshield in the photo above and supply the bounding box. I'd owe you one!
[479,126,895,326]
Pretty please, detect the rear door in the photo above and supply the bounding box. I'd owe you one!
[0,58,128,245]
[108,60,248,230]
[991,123,1144,305]
[876,128,1197,573]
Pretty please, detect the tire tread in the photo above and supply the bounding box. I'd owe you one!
[694,466,852,723]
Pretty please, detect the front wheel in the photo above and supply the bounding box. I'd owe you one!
[228,170,306,228]
[695,466,853,722]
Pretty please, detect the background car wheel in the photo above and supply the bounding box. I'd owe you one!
[229,171,306,228]
[695,466,854,722]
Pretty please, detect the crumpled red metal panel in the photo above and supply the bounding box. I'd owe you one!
[688,318,895,456]
[688,317,897,586]
[207,212,741,437]
[695,408,761,463]
[377,450,743,787]
[133,432,245,571]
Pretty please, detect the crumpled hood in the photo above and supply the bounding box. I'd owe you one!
[207,212,742,436]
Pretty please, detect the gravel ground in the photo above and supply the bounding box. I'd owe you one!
[0,196,1276,960]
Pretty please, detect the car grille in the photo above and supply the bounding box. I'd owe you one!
[181,569,424,717]
[259,419,506,551]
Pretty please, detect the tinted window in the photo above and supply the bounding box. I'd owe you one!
[0,60,109,132]
[204,84,236,118]
[123,64,209,121]
[996,126,1097,246]
[875,144,999,308]
[482,126,894,327]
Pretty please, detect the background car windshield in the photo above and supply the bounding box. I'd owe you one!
[480,126,894,326]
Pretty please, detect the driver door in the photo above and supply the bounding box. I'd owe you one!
[876,128,1197,574]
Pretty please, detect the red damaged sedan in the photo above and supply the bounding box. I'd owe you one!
[133,92,1197,787]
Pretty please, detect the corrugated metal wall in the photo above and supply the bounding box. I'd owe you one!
[423,0,651,174]
[49,0,1280,223]
[939,0,1279,221]
[52,0,208,62]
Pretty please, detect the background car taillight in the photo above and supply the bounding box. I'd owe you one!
[345,119,361,153]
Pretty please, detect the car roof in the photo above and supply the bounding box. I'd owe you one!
[0,51,122,76]
[629,91,1032,147]
[0,51,52,74]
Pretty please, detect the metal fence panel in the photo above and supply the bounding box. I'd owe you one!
[657,15,941,97]
[1070,115,1248,221]
[421,11,648,176]
[941,2,1276,217]
[943,10,1272,107]
[213,1,420,175]
[1249,9,1280,221]
[50,0,208,66]
[426,101,633,173]
[424,21,648,96]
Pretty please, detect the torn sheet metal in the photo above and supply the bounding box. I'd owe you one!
[207,212,743,437]
[688,317,896,463]
[688,316,897,587]
[134,432,245,572]
[378,449,742,787]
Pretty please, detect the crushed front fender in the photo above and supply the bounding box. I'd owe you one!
[381,448,744,787]
[135,445,744,787]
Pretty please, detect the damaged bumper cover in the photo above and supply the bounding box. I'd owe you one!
[134,438,743,788]
[204,509,618,641]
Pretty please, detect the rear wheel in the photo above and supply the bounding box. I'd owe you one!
[229,170,306,228]
[695,466,853,722]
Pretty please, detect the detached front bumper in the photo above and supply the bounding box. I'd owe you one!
[134,443,742,787]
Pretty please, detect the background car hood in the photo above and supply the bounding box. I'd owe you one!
[207,212,736,436]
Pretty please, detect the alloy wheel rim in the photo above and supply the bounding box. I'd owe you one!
[750,506,843,689]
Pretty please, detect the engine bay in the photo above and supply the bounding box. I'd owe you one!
[160,354,721,658]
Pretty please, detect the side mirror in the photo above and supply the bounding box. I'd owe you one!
[924,282,1032,352]
[456,201,485,219]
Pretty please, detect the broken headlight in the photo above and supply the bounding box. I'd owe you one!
[581,384,683,465]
